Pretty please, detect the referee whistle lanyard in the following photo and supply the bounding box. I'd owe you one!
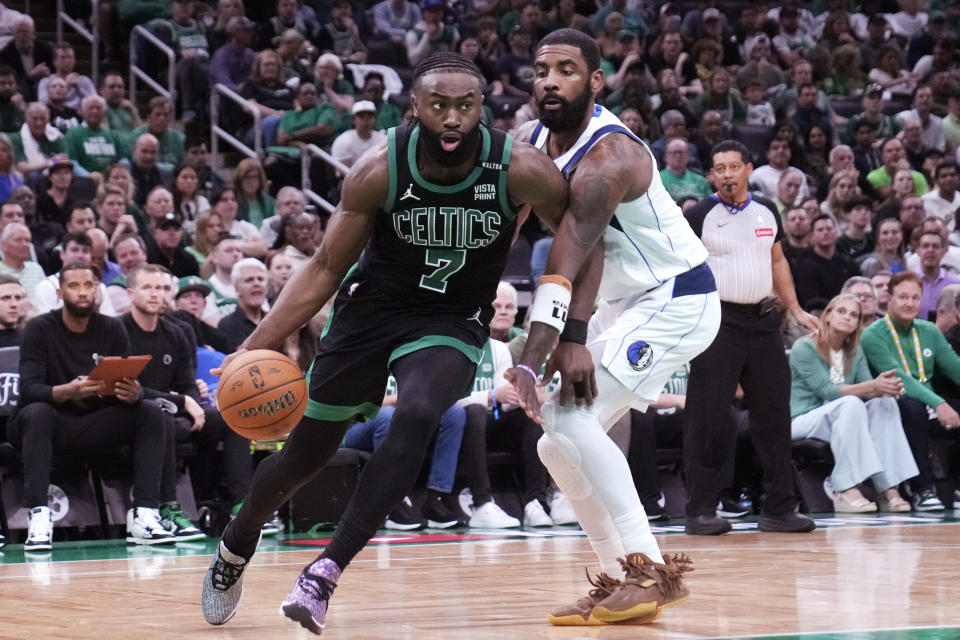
[884,315,927,383]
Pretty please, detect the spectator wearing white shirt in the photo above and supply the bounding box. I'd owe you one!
[922,161,960,229]
[331,100,386,169]
[31,231,116,316]
[896,85,946,152]
[885,0,928,40]
[0,222,43,298]
[750,137,810,201]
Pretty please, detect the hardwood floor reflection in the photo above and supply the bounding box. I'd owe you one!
[2,523,960,639]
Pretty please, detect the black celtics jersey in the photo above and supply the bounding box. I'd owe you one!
[356,123,519,317]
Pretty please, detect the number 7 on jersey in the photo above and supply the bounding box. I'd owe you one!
[419,249,467,293]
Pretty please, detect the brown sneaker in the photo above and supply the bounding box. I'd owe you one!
[548,568,662,626]
[592,553,693,623]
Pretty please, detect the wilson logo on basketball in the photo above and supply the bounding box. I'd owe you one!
[238,390,299,419]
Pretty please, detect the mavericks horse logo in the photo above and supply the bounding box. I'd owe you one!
[626,341,653,371]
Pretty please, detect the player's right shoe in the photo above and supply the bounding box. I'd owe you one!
[126,507,176,545]
[280,557,341,635]
[548,569,661,626]
[592,553,693,623]
[24,506,53,552]
[202,539,253,625]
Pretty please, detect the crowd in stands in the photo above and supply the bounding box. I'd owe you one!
[2,0,960,550]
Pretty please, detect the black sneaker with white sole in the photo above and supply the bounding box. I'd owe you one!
[423,494,462,528]
[384,497,426,531]
[717,497,750,518]
[912,489,945,511]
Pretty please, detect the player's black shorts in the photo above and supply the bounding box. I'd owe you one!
[304,268,489,423]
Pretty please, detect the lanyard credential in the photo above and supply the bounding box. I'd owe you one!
[884,315,927,383]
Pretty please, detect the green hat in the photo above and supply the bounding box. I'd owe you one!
[176,275,211,299]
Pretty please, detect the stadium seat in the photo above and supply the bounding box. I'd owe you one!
[791,438,834,513]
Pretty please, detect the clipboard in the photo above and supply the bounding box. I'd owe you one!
[87,356,152,395]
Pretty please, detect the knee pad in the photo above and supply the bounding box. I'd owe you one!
[537,431,593,501]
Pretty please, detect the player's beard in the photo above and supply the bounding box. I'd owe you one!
[418,124,482,166]
[63,298,94,318]
[538,83,593,133]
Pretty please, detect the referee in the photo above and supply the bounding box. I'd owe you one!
[682,140,819,535]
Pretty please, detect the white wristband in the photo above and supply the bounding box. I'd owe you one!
[528,281,570,332]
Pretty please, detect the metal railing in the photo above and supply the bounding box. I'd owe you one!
[129,25,175,102]
[301,145,348,215]
[57,0,99,86]
[210,83,262,174]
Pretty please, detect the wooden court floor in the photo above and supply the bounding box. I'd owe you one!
[2,518,960,640]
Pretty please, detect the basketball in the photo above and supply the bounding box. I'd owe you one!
[217,349,308,441]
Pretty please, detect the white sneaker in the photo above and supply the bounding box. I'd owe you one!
[953,489,960,510]
[25,506,52,552]
[822,477,836,500]
[126,507,177,545]
[549,492,578,525]
[523,499,554,527]
[458,488,475,516]
[468,500,520,528]
[0,531,5,549]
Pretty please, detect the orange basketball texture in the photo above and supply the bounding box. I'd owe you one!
[217,350,308,440]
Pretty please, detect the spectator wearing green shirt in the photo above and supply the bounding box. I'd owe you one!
[0,65,24,133]
[233,158,275,230]
[272,82,339,156]
[860,271,960,511]
[131,97,185,172]
[691,68,747,123]
[100,72,141,132]
[66,95,125,175]
[789,293,916,513]
[265,82,340,191]
[361,72,401,131]
[866,138,929,201]
[660,137,711,202]
[9,102,68,181]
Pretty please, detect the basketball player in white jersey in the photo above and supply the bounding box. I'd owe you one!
[507,29,722,626]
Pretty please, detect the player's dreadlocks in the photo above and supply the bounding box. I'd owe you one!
[412,52,487,93]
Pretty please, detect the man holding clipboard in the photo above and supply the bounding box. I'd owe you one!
[8,262,174,551]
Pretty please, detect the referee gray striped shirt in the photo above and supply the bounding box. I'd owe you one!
[684,193,783,304]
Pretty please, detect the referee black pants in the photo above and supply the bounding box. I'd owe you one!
[683,304,797,517]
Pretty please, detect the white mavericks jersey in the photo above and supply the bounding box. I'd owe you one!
[528,105,708,302]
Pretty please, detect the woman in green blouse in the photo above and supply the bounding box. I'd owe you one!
[789,293,917,513]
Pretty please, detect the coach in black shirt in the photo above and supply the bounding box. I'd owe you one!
[9,262,171,549]
[682,140,818,536]
[123,264,252,512]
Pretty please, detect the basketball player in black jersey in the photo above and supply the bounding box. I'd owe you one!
[201,53,569,634]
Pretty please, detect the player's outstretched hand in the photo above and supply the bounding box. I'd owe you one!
[211,347,248,377]
[505,366,544,424]
[548,342,597,408]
